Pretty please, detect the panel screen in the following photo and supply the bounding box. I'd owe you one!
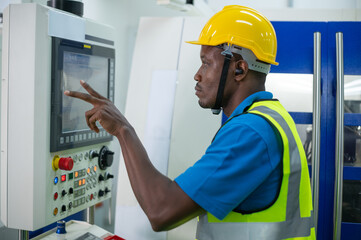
[50,37,115,152]
[62,52,108,133]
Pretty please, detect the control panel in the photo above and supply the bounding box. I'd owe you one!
[48,145,114,221]
[1,3,117,231]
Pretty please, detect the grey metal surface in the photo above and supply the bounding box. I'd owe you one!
[334,32,344,240]
[87,206,95,225]
[311,31,321,236]
[18,230,29,240]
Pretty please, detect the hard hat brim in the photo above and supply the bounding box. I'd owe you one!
[185,40,279,66]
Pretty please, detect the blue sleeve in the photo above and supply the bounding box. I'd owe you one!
[175,118,277,220]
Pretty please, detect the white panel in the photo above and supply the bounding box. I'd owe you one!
[0,10,3,229]
[144,70,178,176]
[115,17,183,240]
[208,0,288,11]
[7,3,37,229]
[0,6,9,227]
[48,8,85,42]
[166,17,222,240]
[293,0,356,9]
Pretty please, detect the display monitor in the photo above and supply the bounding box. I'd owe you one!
[51,38,115,152]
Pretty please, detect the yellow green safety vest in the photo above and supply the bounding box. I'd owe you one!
[196,100,315,240]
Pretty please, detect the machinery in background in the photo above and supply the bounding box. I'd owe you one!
[1,2,117,238]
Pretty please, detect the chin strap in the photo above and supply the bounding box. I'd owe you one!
[211,45,233,115]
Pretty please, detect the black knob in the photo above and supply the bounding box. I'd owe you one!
[61,205,66,212]
[98,174,104,182]
[61,190,67,197]
[105,187,111,195]
[89,150,99,160]
[68,202,72,210]
[98,189,105,197]
[98,146,114,170]
[106,173,114,180]
[68,188,73,194]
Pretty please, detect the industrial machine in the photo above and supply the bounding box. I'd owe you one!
[1,2,116,234]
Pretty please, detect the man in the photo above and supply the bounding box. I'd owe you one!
[65,5,315,239]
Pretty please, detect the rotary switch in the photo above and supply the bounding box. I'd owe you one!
[61,190,67,197]
[98,174,105,182]
[98,146,114,170]
[98,189,105,197]
[106,173,114,180]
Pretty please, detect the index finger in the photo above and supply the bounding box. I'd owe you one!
[80,80,107,100]
[64,90,100,105]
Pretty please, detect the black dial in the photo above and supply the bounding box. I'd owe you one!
[98,146,114,170]
[98,174,104,182]
[61,190,67,197]
[106,173,114,180]
[98,189,105,197]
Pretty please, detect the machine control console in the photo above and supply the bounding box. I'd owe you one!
[48,145,114,221]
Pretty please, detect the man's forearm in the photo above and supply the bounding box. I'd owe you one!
[115,124,204,231]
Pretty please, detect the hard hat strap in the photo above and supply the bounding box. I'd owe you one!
[219,44,271,74]
[211,47,233,115]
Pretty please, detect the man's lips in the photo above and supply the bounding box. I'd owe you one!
[195,84,201,92]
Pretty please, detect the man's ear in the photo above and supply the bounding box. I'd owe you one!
[234,60,248,82]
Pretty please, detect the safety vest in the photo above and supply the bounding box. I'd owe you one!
[196,100,315,240]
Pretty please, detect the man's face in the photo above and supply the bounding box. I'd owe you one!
[194,45,224,109]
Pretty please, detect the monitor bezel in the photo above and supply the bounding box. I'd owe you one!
[50,37,115,152]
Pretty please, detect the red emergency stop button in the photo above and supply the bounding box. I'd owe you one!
[52,156,74,171]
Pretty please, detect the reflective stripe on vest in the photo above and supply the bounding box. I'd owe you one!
[196,100,315,240]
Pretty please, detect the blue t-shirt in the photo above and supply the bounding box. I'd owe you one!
[175,91,282,220]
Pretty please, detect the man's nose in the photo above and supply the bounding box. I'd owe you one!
[194,70,201,82]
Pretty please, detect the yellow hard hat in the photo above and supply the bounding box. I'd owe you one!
[187,5,278,66]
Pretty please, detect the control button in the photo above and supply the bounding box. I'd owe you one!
[53,208,58,216]
[61,174,66,182]
[61,190,67,197]
[82,179,86,185]
[85,152,89,159]
[52,156,74,171]
[68,202,72,210]
[93,166,97,172]
[98,174,104,182]
[79,153,83,161]
[69,187,73,194]
[61,205,66,212]
[54,192,58,200]
[60,137,64,144]
[87,168,91,174]
[75,171,79,178]
[106,173,114,180]
[54,177,59,185]
[98,189,104,197]
[105,187,111,195]
[98,146,114,170]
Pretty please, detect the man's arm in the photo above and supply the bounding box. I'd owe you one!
[65,80,205,231]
